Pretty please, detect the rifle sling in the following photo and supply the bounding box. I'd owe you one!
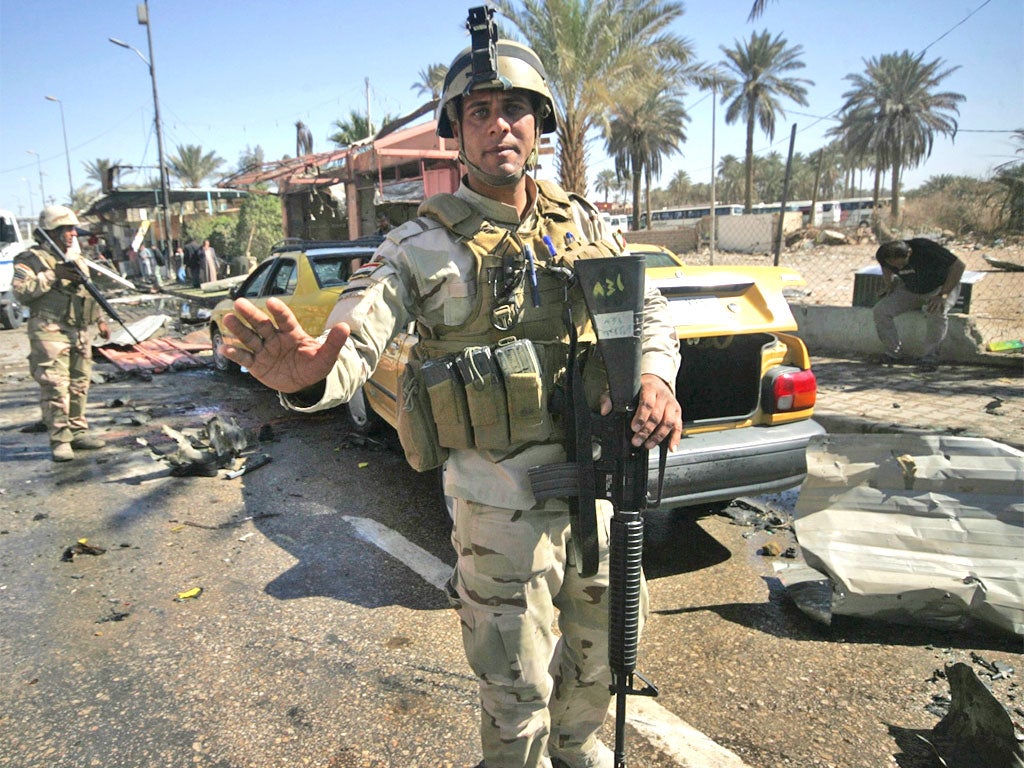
[563,302,599,578]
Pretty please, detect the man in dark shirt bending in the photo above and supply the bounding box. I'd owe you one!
[873,238,966,369]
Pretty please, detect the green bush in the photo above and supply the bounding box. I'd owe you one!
[183,215,236,259]
[234,194,284,266]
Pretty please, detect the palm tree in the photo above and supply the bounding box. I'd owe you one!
[753,151,785,203]
[666,169,692,204]
[70,183,100,212]
[329,110,397,146]
[989,129,1024,233]
[831,50,964,222]
[716,154,745,204]
[593,169,619,204]
[747,0,776,20]
[168,144,225,188]
[604,70,690,230]
[82,158,122,192]
[496,0,697,195]
[719,30,812,212]
[411,63,449,100]
[814,141,846,200]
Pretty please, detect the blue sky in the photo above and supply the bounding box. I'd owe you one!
[1,0,1021,215]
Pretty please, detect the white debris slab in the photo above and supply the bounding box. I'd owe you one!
[792,433,1024,636]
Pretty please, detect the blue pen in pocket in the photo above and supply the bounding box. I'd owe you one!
[523,244,541,307]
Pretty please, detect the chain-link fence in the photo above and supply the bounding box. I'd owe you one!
[628,217,1023,351]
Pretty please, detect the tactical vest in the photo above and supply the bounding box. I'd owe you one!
[15,246,99,327]
[393,181,619,470]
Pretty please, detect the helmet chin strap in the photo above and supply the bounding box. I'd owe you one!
[455,117,542,189]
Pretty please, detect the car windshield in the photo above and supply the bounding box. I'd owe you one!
[644,252,680,268]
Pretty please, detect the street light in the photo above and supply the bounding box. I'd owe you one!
[109,0,173,258]
[45,96,75,205]
[26,150,46,211]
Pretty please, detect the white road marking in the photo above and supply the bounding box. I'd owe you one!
[344,515,752,768]
[341,515,451,590]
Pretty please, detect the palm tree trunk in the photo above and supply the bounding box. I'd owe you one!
[744,106,756,213]
[644,164,652,232]
[632,158,643,231]
[891,160,902,223]
[557,117,588,195]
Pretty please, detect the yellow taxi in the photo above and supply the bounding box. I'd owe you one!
[345,243,823,510]
[209,238,382,372]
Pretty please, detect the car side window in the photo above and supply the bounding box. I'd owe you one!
[268,259,297,296]
[240,260,275,299]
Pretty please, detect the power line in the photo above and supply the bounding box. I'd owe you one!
[922,0,993,53]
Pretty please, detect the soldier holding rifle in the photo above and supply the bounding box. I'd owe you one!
[12,206,110,462]
[221,9,681,767]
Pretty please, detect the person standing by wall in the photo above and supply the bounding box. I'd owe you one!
[201,238,219,284]
[183,240,202,288]
[873,238,966,370]
[12,206,110,462]
[137,240,163,292]
[220,29,681,768]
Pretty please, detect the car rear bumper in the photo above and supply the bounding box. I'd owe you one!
[651,419,826,510]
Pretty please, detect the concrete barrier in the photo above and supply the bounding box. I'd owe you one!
[792,305,1019,368]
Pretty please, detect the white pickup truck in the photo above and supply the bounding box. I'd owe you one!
[0,208,31,329]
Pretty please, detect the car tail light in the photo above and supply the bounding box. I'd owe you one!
[763,366,816,413]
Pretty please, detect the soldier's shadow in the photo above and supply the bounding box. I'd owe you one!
[259,508,451,611]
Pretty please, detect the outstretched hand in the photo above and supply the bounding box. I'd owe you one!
[220,297,350,394]
[599,373,682,452]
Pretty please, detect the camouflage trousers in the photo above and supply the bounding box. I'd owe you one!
[27,317,95,446]
[448,497,648,768]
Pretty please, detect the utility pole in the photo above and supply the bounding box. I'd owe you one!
[110,1,174,257]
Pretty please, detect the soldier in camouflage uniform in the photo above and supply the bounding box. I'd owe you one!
[13,206,110,462]
[220,35,681,768]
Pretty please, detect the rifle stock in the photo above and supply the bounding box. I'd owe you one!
[34,227,139,344]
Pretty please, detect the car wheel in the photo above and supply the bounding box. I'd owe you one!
[1,293,24,330]
[345,387,384,435]
[210,325,239,373]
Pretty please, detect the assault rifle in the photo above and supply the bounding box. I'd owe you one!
[529,255,663,768]
[34,227,139,344]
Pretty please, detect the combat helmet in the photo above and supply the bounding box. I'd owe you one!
[39,205,80,232]
[436,39,558,139]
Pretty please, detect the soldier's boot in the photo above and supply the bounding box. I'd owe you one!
[71,433,106,450]
[550,740,613,768]
[51,443,75,462]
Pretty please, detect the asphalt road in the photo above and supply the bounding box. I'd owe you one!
[0,324,1020,768]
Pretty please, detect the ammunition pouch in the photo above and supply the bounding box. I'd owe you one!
[396,357,449,472]
[395,337,564,470]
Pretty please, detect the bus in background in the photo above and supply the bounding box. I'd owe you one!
[839,197,897,225]
[638,203,744,230]
[634,197,902,230]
